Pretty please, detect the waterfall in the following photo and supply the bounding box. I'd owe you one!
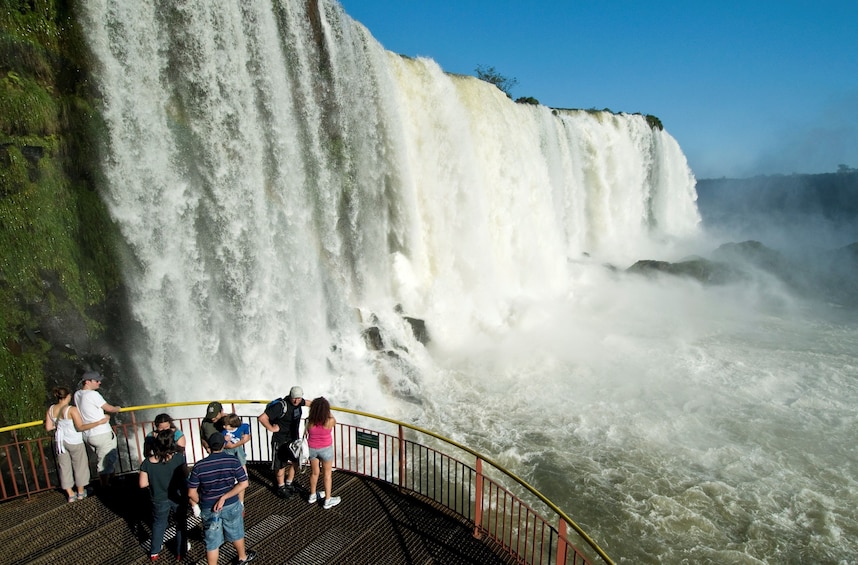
[79,0,699,403]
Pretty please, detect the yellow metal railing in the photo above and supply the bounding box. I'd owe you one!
[1,400,613,565]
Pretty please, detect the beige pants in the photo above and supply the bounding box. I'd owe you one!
[85,431,118,475]
[57,441,90,490]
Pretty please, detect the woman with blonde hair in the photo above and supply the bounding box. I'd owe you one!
[44,386,109,502]
[305,397,340,509]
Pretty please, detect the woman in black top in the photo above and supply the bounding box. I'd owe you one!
[139,429,188,561]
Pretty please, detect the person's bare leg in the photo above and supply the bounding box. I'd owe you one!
[323,459,333,499]
[206,548,219,565]
[286,460,298,483]
[309,458,320,495]
[233,538,247,561]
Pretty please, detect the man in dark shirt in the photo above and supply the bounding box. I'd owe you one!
[258,386,312,498]
[200,401,225,453]
[188,433,256,565]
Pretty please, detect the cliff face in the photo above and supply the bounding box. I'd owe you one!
[0,1,128,429]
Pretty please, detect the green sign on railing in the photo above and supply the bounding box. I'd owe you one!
[356,430,379,449]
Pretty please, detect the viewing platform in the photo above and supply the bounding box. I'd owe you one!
[0,401,612,564]
[0,464,519,564]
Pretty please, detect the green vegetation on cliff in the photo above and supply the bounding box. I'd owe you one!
[1,0,120,429]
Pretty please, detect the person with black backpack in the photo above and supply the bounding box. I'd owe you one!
[257,386,312,498]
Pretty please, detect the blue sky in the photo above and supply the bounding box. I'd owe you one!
[338,1,858,179]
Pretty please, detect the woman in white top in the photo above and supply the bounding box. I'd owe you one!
[44,386,109,502]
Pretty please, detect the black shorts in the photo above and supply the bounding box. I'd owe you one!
[272,438,297,470]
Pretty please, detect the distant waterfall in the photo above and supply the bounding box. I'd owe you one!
[78,0,699,403]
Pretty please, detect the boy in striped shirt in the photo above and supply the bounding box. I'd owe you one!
[188,433,257,564]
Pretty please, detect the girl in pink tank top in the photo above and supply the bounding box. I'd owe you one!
[305,397,341,509]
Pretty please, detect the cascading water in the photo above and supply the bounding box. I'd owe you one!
[78,1,858,563]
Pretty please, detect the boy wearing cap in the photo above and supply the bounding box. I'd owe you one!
[258,386,312,498]
[74,371,122,487]
[200,402,225,453]
[188,433,256,565]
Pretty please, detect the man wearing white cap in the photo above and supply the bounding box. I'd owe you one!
[74,371,122,487]
[258,386,312,498]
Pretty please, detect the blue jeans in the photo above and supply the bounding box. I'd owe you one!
[201,500,244,551]
[150,498,187,556]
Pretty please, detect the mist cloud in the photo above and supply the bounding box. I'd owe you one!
[746,91,858,176]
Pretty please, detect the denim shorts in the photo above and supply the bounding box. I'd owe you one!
[201,500,244,550]
[308,445,333,462]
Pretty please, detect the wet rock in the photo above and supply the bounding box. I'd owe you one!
[404,316,430,345]
[363,326,384,351]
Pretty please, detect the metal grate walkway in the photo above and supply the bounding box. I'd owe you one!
[0,463,519,564]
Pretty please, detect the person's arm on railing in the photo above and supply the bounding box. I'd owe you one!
[101,402,122,414]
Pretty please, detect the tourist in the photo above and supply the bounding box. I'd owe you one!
[257,386,312,498]
[74,371,122,487]
[200,401,225,453]
[44,386,108,502]
[139,429,188,561]
[222,413,251,507]
[305,396,340,509]
[188,433,256,565]
[146,413,186,451]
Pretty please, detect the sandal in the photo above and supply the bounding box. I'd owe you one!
[67,495,76,503]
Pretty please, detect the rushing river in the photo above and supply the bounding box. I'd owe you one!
[415,266,858,563]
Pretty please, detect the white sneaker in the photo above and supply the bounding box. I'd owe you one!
[319,491,325,500]
[323,496,341,509]
[308,493,317,504]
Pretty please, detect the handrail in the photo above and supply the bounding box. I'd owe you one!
[1,400,613,564]
[333,406,615,565]
[0,400,253,433]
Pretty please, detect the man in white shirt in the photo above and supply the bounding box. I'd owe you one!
[74,371,122,487]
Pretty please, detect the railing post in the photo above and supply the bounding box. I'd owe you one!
[38,436,52,492]
[131,411,143,469]
[556,517,568,564]
[398,424,405,488]
[13,430,33,500]
[473,457,483,539]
